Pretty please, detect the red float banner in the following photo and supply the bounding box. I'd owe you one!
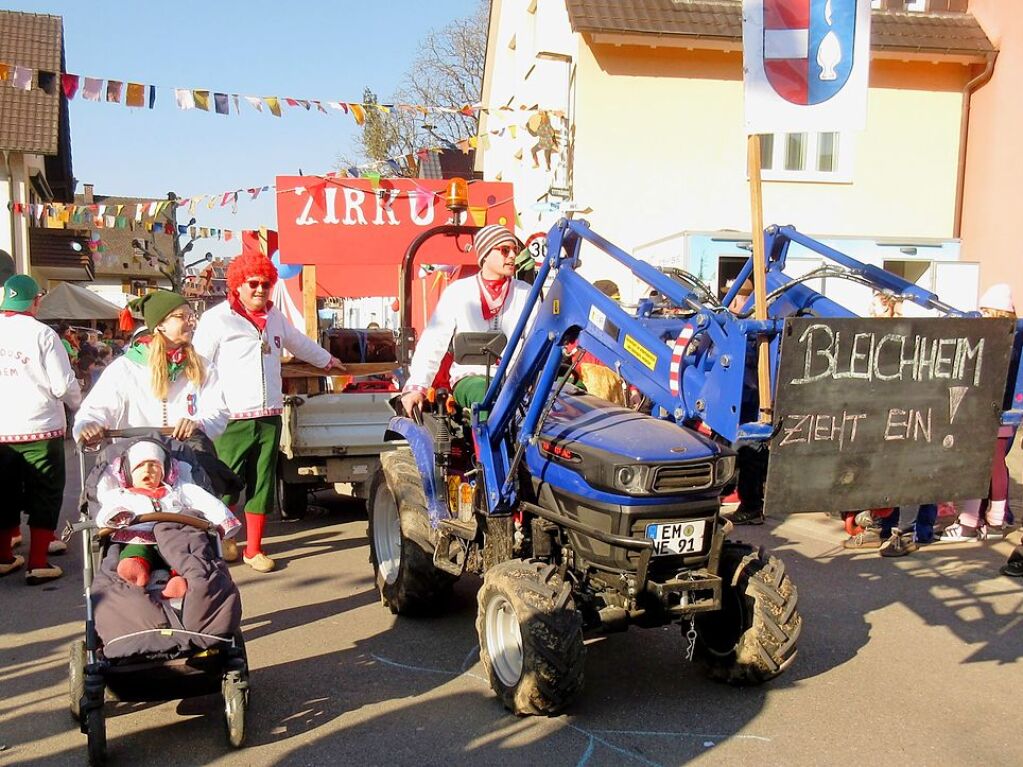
[275,177,516,298]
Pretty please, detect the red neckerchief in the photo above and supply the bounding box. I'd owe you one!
[133,335,185,365]
[127,485,169,500]
[1,311,22,317]
[229,293,272,333]
[477,275,510,321]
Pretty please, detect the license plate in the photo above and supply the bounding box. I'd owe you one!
[645,520,706,556]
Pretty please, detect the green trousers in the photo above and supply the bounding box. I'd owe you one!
[213,416,283,515]
[453,376,489,409]
[0,438,65,531]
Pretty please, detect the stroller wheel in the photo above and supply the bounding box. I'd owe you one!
[86,704,107,766]
[69,640,86,722]
[223,672,248,748]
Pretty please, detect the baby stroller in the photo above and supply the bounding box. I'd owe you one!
[66,428,248,765]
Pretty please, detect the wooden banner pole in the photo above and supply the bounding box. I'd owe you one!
[302,264,318,341]
[747,134,773,422]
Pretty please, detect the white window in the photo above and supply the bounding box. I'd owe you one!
[760,131,853,183]
[871,1,883,8]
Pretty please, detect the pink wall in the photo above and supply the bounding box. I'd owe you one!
[961,1,1023,309]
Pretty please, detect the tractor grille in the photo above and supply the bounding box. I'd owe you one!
[652,462,714,492]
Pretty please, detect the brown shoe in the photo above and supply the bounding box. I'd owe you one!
[25,562,63,585]
[0,555,25,577]
[222,538,240,562]
[243,552,276,573]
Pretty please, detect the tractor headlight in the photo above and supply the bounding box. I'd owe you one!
[613,464,651,494]
[715,455,736,485]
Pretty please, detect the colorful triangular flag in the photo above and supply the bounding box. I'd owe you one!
[61,73,79,99]
[175,88,195,110]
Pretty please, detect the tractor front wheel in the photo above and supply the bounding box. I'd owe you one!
[476,559,585,715]
[694,542,801,685]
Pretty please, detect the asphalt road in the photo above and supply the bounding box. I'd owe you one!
[2,444,1022,767]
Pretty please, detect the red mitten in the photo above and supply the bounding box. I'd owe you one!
[116,556,151,587]
[162,574,188,599]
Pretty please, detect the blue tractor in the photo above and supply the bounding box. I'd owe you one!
[369,218,1021,715]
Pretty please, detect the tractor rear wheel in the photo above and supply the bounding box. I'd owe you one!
[368,449,455,615]
[476,559,585,715]
[694,542,801,685]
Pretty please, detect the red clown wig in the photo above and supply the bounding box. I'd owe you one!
[226,252,278,296]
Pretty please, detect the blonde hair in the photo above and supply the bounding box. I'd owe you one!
[148,331,205,400]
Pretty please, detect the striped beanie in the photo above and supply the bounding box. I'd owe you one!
[473,225,518,267]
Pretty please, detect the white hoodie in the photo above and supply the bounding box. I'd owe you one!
[72,353,228,441]
[96,465,241,544]
[0,313,82,442]
[405,276,533,391]
[192,300,330,419]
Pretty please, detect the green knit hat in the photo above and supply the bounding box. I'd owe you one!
[129,290,189,331]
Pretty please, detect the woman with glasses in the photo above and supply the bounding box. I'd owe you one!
[74,290,228,446]
[192,252,344,573]
[400,224,532,417]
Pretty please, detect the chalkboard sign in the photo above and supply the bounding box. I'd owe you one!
[764,317,1015,515]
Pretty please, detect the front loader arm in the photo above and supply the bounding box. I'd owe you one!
[471,218,771,513]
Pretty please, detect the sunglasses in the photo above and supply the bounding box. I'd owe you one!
[493,245,516,257]
[246,280,273,290]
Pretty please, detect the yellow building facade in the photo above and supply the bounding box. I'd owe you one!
[479,1,994,308]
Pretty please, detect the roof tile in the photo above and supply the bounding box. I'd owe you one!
[0,10,65,154]
[566,1,994,56]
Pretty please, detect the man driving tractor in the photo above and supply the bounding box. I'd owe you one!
[400,225,532,415]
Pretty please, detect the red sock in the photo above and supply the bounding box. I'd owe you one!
[0,527,15,562]
[28,528,53,570]
[244,513,266,558]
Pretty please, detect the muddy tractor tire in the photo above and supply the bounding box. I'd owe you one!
[368,449,455,616]
[695,542,801,685]
[476,559,585,716]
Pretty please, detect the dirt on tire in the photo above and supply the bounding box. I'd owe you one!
[695,542,801,685]
[368,449,455,616]
[476,559,585,715]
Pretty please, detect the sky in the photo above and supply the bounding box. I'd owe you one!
[5,0,482,263]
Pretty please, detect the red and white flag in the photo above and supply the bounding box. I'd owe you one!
[743,0,871,134]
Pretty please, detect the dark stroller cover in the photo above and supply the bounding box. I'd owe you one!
[85,436,243,659]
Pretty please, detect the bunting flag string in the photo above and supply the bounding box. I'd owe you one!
[2,119,532,227]
[0,58,562,122]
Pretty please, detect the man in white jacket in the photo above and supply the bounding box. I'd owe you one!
[400,224,532,416]
[193,252,343,572]
[0,275,82,583]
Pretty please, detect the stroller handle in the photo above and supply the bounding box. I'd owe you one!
[78,426,176,453]
[104,427,176,439]
[98,513,216,539]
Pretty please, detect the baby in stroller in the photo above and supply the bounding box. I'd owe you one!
[87,436,243,660]
[97,440,240,599]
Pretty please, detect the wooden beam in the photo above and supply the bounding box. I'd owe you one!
[302,264,318,341]
[747,134,772,422]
